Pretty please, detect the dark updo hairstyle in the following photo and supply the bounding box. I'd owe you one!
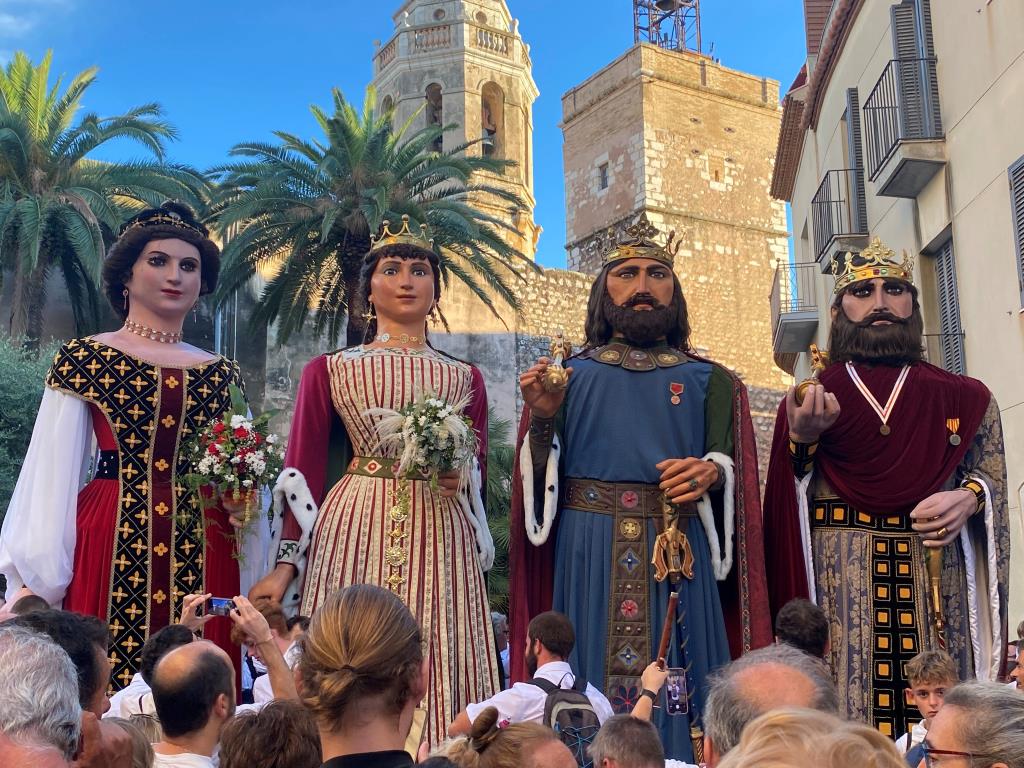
[298,584,424,733]
[358,239,448,342]
[102,201,220,319]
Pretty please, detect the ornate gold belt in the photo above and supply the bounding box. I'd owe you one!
[346,455,431,480]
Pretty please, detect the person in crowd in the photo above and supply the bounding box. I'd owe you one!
[299,584,427,766]
[229,598,300,705]
[9,608,113,716]
[251,217,497,748]
[492,612,510,688]
[629,661,670,722]
[922,681,1024,768]
[218,700,320,768]
[444,707,577,768]
[764,238,1010,736]
[774,598,830,658]
[588,714,664,768]
[150,640,235,768]
[287,615,311,641]
[6,592,51,617]
[701,643,838,767]
[0,624,82,765]
[1009,644,1023,691]
[895,650,958,762]
[130,713,164,744]
[107,624,195,719]
[510,215,770,762]
[715,708,906,768]
[106,717,156,768]
[0,201,261,693]
[449,611,613,736]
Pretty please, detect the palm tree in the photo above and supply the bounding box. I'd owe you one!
[0,50,209,344]
[211,86,537,346]
[485,407,515,615]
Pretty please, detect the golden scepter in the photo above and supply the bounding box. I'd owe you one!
[541,331,573,392]
[926,546,947,649]
[794,344,829,406]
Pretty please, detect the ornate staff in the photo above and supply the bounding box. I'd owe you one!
[656,590,704,763]
[541,331,573,392]
[926,547,947,649]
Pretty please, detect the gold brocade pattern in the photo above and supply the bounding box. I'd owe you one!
[47,339,240,690]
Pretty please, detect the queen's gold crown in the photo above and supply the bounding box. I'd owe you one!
[602,214,678,267]
[831,237,914,294]
[369,214,435,254]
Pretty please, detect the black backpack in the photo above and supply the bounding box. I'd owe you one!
[529,676,601,768]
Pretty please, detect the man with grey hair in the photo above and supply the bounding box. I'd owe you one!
[588,714,664,768]
[701,643,839,767]
[924,680,1024,768]
[0,624,81,765]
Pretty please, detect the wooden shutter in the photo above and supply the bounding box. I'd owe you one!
[891,0,925,138]
[1010,156,1024,307]
[934,239,965,375]
[845,88,867,233]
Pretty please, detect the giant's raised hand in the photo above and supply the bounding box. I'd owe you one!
[519,356,572,419]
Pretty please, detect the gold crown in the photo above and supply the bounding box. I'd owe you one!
[831,237,915,294]
[369,214,434,254]
[602,215,676,267]
[121,209,206,237]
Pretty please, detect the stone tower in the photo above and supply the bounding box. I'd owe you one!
[561,44,791,395]
[370,0,540,258]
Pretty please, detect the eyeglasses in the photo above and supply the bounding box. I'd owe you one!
[921,738,992,767]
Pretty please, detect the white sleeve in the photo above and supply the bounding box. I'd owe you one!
[0,388,93,604]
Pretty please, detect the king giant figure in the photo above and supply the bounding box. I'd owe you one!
[763,239,1010,738]
[509,218,771,761]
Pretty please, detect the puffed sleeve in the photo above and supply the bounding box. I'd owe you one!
[0,388,93,604]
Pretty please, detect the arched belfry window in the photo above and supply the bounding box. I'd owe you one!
[380,94,394,116]
[480,82,504,158]
[425,83,443,152]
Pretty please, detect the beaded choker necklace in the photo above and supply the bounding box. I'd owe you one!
[375,332,424,345]
[124,318,184,344]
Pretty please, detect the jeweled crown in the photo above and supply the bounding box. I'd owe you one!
[601,214,677,267]
[369,214,435,253]
[831,237,915,294]
[121,209,206,237]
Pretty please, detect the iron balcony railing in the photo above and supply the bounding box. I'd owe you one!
[771,261,820,327]
[811,168,868,261]
[863,57,943,180]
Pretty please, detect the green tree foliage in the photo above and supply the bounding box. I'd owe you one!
[486,407,515,614]
[0,50,208,345]
[212,86,537,347]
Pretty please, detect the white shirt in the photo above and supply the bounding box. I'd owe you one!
[465,661,615,725]
[251,640,301,704]
[152,752,214,768]
[104,673,155,719]
[895,720,928,754]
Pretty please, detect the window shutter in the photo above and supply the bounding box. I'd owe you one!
[891,0,925,137]
[1010,156,1024,307]
[845,88,867,233]
[934,240,965,375]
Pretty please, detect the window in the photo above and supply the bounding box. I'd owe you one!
[433,8,446,21]
[1011,155,1024,306]
[481,82,504,159]
[425,83,443,152]
[598,163,609,190]
[933,239,965,374]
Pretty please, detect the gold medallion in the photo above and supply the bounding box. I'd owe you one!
[879,424,891,436]
[619,519,642,540]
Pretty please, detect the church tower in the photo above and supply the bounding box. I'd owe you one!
[371,0,540,259]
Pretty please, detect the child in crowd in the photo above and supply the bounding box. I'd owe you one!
[896,650,958,762]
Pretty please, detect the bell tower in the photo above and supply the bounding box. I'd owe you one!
[371,1,540,259]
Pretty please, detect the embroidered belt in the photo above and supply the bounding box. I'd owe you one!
[809,497,914,533]
[345,455,432,481]
[563,478,698,519]
[94,449,118,480]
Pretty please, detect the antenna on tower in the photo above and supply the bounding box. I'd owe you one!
[633,0,702,54]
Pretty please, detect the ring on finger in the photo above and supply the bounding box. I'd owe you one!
[937,526,949,539]
[688,478,699,492]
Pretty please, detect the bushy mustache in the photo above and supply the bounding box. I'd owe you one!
[856,311,908,328]
[623,292,662,309]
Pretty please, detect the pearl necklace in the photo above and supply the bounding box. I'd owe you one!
[124,318,184,344]
[375,332,424,345]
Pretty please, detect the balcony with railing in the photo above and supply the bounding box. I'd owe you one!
[863,58,945,198]
[771,261,821,373]
[374,21,530,75]
[811,168,869,272]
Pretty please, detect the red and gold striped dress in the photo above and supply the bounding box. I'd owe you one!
[277,346,498,744]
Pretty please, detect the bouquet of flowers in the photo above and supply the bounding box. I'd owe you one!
[182,385,285,549]
[368,391,478,489]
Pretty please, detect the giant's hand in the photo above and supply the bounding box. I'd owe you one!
[786,383,840,444]
[910,488,977,547]
[519,357,572,419]
[436,470,460,498]
[248,563,295,604]
[656,458,719,505]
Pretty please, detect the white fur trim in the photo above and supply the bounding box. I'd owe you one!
[268,468,319,614]
[700,452,734,581]
[521,434,561,546]
[464,457,495,571]
[959,475,1002,681]
[795,471,816,602]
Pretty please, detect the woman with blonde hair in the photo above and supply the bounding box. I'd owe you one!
[716,708,906,768]
[299,584,427,767]
[439,707,575,768]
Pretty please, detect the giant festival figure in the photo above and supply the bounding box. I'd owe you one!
[249,216,498,749]
[763,238,1010,737]
[0,202,252,690]
[509,216,771,762]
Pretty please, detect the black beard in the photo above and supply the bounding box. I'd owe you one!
[828,306,924,366]
[602,293,677,347]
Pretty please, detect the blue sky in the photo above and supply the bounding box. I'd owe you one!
[3,0,807,268]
